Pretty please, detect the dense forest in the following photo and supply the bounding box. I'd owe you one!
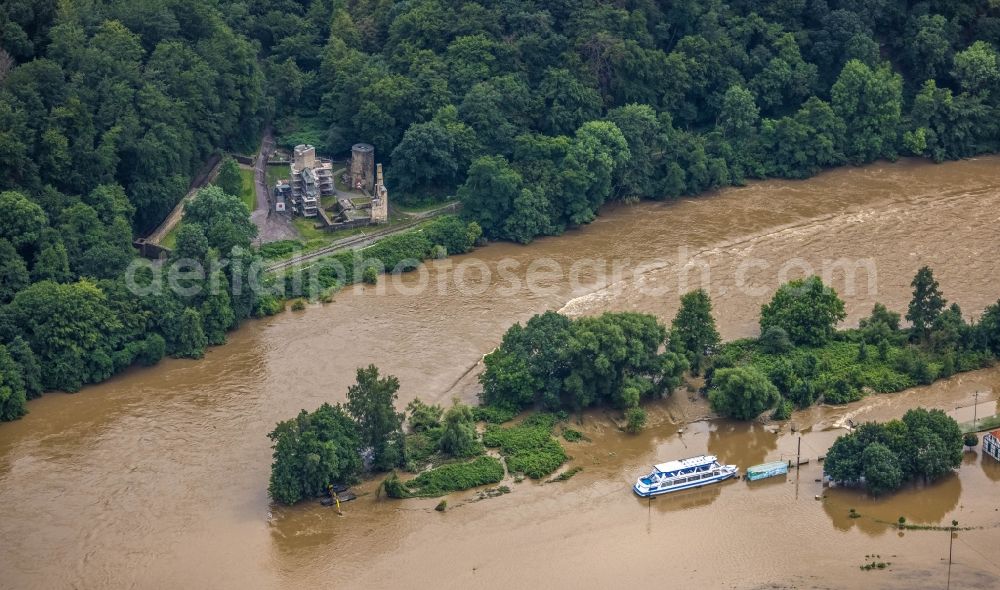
[3,0,1000,420]
[0,0,267,420]
[258,0,1000,242]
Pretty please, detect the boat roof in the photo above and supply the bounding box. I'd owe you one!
[988,430,1000,440]
[653,455,716,473]
[748,461,788,471]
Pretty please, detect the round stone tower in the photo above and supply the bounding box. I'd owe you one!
[350,143,375,193]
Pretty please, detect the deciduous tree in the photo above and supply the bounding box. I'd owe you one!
[268,403,361,505]
[670,289,720,374]
[708,366,780,420]
[345,365,405,471]
[760,277,846,346]
[214,157,243,198]
[906,266,945,343]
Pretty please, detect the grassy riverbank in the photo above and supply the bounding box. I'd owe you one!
[278,215,482,300]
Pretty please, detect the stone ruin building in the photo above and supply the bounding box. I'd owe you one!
[350,143,375,193]
[274,142,388,228]
[371,163,388,224]
[287,144,334,217]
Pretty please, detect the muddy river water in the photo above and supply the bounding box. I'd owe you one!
[2,158,1000,589]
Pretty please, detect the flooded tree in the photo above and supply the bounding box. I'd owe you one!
[824,409,962,495]
[438,400,479,458]
[708,366,780,420]
[267,403,361,505]
[346,365,406,471]
[670,289,721,375]
[480,311,688,425]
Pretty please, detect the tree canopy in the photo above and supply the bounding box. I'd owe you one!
[345,365,406,471]
[267,403,362,506]
[480,311,687,427]
[670,289,721,374]
[907,266,946,343]
[0,0,271,419]
[760,277,846,347]
[708,366,781,420]
[266,0,1000,242]
[824,409,963,495]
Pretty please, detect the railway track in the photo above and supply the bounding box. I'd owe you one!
[263,202,459,272]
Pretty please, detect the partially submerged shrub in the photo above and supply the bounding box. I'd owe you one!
[255,294,284,316]
[439,400,481,457]
[547,466,583,483]
[624,407,647,433]
[381,472,411,499]
[472,405,517,424]
[402,456,504,497]
[772,399,794,421]
[483,419,567,479]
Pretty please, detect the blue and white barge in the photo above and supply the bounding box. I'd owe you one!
[633,454,738,497]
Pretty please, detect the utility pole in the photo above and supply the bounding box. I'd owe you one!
[973,391,979,431]
[795,436,802,500]
[947,520,957,590]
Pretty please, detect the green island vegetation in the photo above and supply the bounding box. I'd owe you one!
[269,364,406,505]
[705,269,1000,420]
[5,0,1000,424]
[267,364,571,505]
[470,268,1000,438]
[266,270,997,503]
[479,311,689,428]
[824,408,964,495]
[383,456,505,498]
[482,413,568,479]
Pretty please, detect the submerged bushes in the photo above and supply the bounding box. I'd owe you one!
[403,399,482,468]
[396,456,505,497]
[483,414,567,479]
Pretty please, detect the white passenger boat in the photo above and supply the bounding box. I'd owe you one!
[633,454,738,497]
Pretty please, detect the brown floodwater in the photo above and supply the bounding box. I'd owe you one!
[2,158,1000,589]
